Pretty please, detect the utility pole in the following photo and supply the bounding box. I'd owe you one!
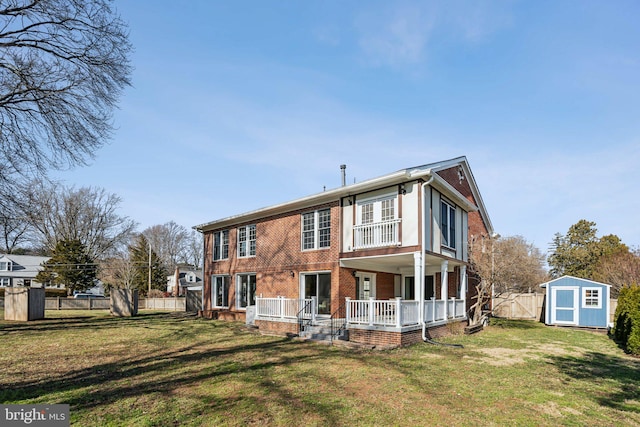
[148,240,152,295]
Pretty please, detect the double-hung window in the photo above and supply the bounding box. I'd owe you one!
[0,278,9,287]
[237,273,257,309]
[238,225,256,257]
[302,209,331,250]
[441,200,456,249]
[582,288,601,308]
[213,230,229,261]
[212,275,230,308]
[0,261,11,271]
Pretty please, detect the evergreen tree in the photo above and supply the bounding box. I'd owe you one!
[548,220,629,279]
[129,234,167,295]
[36,239,97,295]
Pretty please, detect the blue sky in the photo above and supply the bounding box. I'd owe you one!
[52,0,640,254]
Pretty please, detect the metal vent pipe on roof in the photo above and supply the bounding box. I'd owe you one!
[340,164,346,187]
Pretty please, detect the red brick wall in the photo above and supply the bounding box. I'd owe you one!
[255,319,298,336]
[349,320,466,347]
[203,202,342,312]
[436,166,489,239]
[375,272,396,300]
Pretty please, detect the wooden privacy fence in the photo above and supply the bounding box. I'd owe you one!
[493,293,545,321]
[143,297,186,311]
[46,297,110,310]
[493,293,618,324]
[1,297,187,311]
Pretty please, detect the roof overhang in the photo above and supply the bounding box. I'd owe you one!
[194,156,485,233]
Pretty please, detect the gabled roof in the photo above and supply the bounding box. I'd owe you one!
[539,275,612,288]
[195,156,494,234]
[0,254,49,278]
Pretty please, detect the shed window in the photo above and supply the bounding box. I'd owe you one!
[582,288,601,309]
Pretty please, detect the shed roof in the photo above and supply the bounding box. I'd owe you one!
[539,275,611,288]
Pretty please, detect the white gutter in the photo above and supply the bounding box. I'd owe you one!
[420,175,435,342]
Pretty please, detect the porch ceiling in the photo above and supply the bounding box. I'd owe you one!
[340,252,415,274]
[340,252,467,274]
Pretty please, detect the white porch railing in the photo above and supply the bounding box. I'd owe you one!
[256,297,315,320]
[256,296,465,328]
[424,298,466,323]
[353,219,401,249]
[347,297,466,327]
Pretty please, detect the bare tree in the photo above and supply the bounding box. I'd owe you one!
[0,0,132,186]
[142,221,190,272]
[468,234,548,325]
[0,194,31,253]
[186,230,203,268]
[23,180,137,258]
[593,248,640,298]
[99,252,138,291]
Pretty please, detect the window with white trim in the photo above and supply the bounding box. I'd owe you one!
[582,287,601,309]
[0,261,11,271]
[302,209,331,250]
[441,200,456,249]
[212,275,230,308]
[213,230,229,261]
[356,196,397,225]
[0,277,9,287]
[381,198,395,221]
[237,273,257,309]
[238,225,256,257]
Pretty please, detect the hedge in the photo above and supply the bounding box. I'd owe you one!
[612,283,640,355]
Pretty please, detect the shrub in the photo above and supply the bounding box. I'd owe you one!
[147,289,165,298]
[612,283,640,355]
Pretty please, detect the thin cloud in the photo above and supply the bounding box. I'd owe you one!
[355,3,435,68]
[354,1,513,70]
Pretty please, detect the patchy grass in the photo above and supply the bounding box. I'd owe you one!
[1,312,638,426]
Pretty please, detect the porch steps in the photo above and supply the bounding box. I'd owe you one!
[298,324,349,344]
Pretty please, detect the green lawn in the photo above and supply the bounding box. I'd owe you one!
[0,310,638,426]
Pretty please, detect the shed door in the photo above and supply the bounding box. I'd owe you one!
[551,287,579,325]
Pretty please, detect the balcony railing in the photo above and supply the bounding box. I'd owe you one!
[353,219,401,249]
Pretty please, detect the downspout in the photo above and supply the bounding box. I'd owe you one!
[420,174,463,348]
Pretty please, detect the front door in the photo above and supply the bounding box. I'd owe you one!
[356,272,376,299]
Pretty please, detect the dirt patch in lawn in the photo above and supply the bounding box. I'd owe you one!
[471,343,584,366]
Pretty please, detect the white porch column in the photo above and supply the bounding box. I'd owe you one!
[311,296,317,323]
[368,297,375,326]
[441,260,448,319]
[414,251,423,323]
[345,297,351,325]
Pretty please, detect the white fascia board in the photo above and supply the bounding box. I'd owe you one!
[195,169,418,232]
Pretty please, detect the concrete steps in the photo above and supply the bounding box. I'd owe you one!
[299,323,349,343]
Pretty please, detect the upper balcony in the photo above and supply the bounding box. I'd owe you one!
[353,219,401,250]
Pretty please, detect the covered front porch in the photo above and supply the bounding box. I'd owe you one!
[253,251,470,345]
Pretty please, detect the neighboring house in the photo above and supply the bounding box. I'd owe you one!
[541,276,611,329]
[0,254,50,288]
[167,267,203,296]
[195,156,494,347]
[0,253,104,295]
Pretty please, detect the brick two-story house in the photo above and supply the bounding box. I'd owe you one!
[195,156,493,347]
